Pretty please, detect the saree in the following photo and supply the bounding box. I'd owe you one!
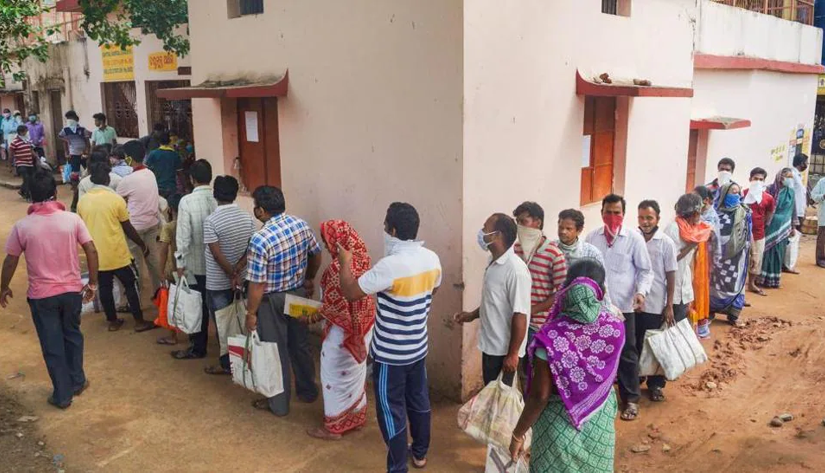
[710,184,752,320]
[674,217,713,330]
[318,220,376,434]
[527,278,624,473]
[758,177,796,288]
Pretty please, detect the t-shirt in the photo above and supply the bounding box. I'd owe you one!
[145,147,182,193]
[203,204,257,291]
[91,126,117,147]
[742,189,776,241]
[9,137,35,167]
[514,239,568,329]
[5,201,93,299]
[116,168,160,231]
[78,173,121,199]
[77,187,132,271]
[159,219,177,281]
[58,126,91,156]
[478,246,533,357]
[358,240,442,366]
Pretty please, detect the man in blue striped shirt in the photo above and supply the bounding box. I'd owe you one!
[339,202,442,472]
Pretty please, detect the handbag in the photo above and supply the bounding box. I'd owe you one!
[167,276,203,334]
[640,318,708,380]
[228,331,284,398]
[215,294,247,356]
[457,374,531,451]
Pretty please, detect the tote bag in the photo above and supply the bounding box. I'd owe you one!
[215,295,246,356]
[167,276,203,334]
[228,331,284,398]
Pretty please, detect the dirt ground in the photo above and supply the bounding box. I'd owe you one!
[1,184,824,472]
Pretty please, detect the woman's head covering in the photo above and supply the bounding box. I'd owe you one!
[769,167,794,198]
[319,220,376,363]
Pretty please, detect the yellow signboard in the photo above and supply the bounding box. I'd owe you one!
[148,52,178,72]
[818,74,825,95]
[101,45,134,82]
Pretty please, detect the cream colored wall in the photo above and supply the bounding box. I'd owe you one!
[461,0,696,398]
[187,0,465,396]
[692,70,818,185]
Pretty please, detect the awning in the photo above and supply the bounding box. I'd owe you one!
[576,71,694,98]
[156,72,289,100]
[690,117,751,130]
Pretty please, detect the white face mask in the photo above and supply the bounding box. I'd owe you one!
[516,225,543,262]
[718,170,733,186]
[744,180,764,205]
[67,119,78,129]
[784,177,794,188]
[477,229,496,252]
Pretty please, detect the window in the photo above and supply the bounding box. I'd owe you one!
[581,96,616,205]
[228,0,263,18]
[602,0,631,16]
[101,81,139,138]
[145,80,193,142]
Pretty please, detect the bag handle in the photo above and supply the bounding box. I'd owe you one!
[241,332,258,392]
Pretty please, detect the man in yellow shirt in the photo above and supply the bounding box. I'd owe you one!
[78,162,155,332]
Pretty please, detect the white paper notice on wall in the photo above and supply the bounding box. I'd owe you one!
[245,111,259,142]
[581,135,592,168]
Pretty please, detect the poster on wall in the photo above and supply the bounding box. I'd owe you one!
[245,111,259,142]
[148,52,178,72]
[581,135,592,168]
[101,45,134,82]
[771,144,786,163]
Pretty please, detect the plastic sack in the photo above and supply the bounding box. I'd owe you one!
[152,287,178,330]
[784,231,800,270]
[457,374,531,450]
[485,444,529,473]
[228,331,284,398]
[215,295,246,356]
[638,329,665,377]
[642,318,708,380]
[167,276,203,334]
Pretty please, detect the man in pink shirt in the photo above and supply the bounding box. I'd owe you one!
[1,171,99,410]
[117,140,162,294]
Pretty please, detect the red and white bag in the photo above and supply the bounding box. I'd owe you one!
[228,331,284,398]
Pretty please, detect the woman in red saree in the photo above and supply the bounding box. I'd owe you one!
[307,220,376,440]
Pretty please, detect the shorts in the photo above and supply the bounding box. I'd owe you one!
[749,238,766,275]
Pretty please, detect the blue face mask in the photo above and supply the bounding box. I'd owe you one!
[723,193,741,208]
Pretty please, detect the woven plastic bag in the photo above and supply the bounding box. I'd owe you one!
[167,276,203,334]
[457,374,531,450]
[215,295,246,356]
[485,444,529,473]
[644,318,708,380]
[228,331,284,398]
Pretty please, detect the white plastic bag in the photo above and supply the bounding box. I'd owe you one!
[228,331,284,398]
[644,318,708,380]
[638,330,665,377]
[457,374,531,450]
[215,296,247,356]
[784,230,800,270]
[167,276,203,334]
[485,444,529,473]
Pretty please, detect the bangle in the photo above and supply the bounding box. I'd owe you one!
[512,432,525,443]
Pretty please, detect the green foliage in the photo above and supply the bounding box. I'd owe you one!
[79,0,189,56]
[0,0,55,88]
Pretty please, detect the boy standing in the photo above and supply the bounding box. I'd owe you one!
[743,167,775,296]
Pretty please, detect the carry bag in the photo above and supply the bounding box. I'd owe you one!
[457,374,531,450]
[167,276,203,334]
[640,318,708,380]
[228,331,284,398]
[484,444,529,473]
[215,294,247,356]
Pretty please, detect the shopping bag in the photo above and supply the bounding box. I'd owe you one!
[485,444,529,473]
[638,330,665,377]
[152,287,178,330]
[784,231,800,270]
[457,374,531,450]
[61,164,71,184]
[167,276,203,334]
[215,295,247,356]
[228,331,284,398]
[645,318,708,380]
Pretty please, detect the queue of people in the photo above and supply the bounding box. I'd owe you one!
[0,144,822,472]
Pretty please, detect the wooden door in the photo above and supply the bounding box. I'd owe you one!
[686,129,698,192]
[49,90,65,164]
[237,98,281,192]
[581,96,616,205]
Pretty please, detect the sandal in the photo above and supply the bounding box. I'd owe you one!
[156,336,178,346]
[749,287,767,297]
[171,349,206,360]
[108,319,125,332]
[621,403,639,421]
[252,399,271,411]
[204,365,231,376]
[307,426,342,441]
[649,387,666,402]
[134,321,159,333]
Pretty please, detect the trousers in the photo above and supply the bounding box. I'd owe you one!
[187,275,211,357]
[482,353,518,387]
[127,225,163,294]
[618,312,640,403]
[206,288,235,370]
[816,226,825,265]
[99,263,144,323]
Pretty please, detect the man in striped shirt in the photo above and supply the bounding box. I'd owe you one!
[339,202,442,472]
[10,125,36,201]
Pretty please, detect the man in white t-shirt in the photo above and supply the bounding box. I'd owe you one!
[455,213,531,388]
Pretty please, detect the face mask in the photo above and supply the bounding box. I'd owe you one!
[784,177,794,188]
[67,119,78,128]
[477,229,496,251]
[744,181,764,205]
[723,193,741,208]
[718,170,733,186]
[602,214,623,235]
[29,116,36,123]
[516,225,543,261]
[2,113,9,119]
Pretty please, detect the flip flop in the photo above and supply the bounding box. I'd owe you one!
[621,403,639,421]
[171,349,205,360]
[156,337,178,346]
[108,319,125,332]
[649,387,666,402]
[134,322,159,333]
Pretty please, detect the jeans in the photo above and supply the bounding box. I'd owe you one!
[28,293,86,406]
[188,275,211,357]
[206,288,235,370]
[482,353,520,387]
[373,359,431,473]
[618,312,640,403]
[99,263,144,323]
[635,304,689,391]
[127,225,163,294]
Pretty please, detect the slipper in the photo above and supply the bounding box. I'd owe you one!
[649,387,665,402]
[307,426,342,441]
[156,337,178,346]
[171,349,205,360]
[204,365,231,376]
[134,321,159,333]
[47,396,71,410]
[620,403,639,421]
[252,399,271,411]
[73,380,90,397]
[108,319,125,332]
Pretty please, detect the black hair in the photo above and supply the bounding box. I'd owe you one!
[2,109,9,114]
[492,213,517,249]
[213,176,239,203]
[558,209,585,231]
[564,258,606,292]
[717,157,736,171]
[793,153,809,168]
[252,186,286,216]
[512,201,545,230]
[89,161,111,186]
[166,194,182,213]
[158,131,171,145]
[65,110,79,120]
[385,202,420,241]
[16,124,28,135]
[93,113,106,122]
[749,167,768,179]
[111,145,126,160]
[694,185,712,202]
[122,140,145,163]
[93,143,112,156]
[189,159,212,184]
[153,122,166,133]
[637,199,661,217]
[601,193,626,213]
[88,150,109,165]
[29,171,56,203]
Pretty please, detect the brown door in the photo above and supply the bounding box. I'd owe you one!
[237,97,281,192]
[581,96,616,205]
[49,90,65,164]
[14,94,26,117]
[686,129,698,192]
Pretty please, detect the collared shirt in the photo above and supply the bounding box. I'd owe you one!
[78,173,121,200]
[116,168,160,231]
[792,167,807,221]
[26,122,45,146]
[359,239,442,366]
[5,201,93,299]
[553,238,613,306]
[1,117,17,142]
[639,228,678,314]
[812,177,825,227]
[514,239,567,328]
[478,246,532,357]
[91,126,117,147]
[743,189,776,240]
[77,188,132,271]
[111,161,134,178]
[586,226,654,313]
[203,204,257,291]
[664,221,697,305]
[246,213,321,294]
[175,186,217,276]
[58,125,91,156]
[145,146,182,193]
